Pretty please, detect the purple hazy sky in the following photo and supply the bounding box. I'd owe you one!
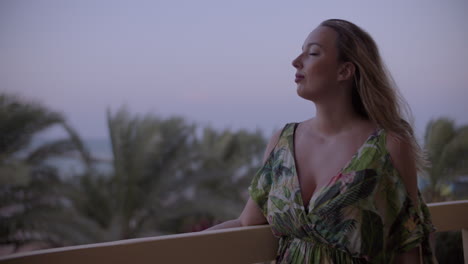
[1,0,467,141]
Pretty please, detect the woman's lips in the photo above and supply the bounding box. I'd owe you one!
[295,74,304,83]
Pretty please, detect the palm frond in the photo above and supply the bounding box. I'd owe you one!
[0,93,64,160]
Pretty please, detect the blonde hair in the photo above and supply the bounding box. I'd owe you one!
[320,19,427,171]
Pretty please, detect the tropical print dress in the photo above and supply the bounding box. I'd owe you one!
[248,123,437,263]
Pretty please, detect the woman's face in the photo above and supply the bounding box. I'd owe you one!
[292,26,342,101]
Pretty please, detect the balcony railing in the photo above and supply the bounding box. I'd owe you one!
[1,200,467,264]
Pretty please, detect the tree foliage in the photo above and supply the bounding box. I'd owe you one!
[422,117,468,202]
[0,94,96,248]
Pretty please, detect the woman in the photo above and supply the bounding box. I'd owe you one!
[205,19,437,263]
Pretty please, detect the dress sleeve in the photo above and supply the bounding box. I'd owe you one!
[383,162,437,263]
[248,159,273,217]
[247,123,290,217]
[392,193,437,259]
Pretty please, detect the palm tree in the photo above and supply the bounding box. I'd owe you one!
[422,118,468,202]
[65,107,199,240]
[177,126,267,231]
[0,93,98,250]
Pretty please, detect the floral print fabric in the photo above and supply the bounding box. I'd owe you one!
[248,123,437,263]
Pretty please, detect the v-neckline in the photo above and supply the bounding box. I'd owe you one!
[290,122,380,213]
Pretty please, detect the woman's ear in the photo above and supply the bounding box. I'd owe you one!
[337,62,355,81]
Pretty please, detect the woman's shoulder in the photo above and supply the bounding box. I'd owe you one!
[261,122,297,164]
[383,130,420,204]
[268,122,301,142]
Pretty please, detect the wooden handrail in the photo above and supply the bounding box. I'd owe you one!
[428,200,468,232]
[1,200,467,264]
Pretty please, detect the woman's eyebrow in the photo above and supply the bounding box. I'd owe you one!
[302,42,323,51]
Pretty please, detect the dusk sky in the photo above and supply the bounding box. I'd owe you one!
[1,0,467,142]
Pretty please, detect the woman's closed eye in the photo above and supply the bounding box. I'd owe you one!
[309,53,319,56]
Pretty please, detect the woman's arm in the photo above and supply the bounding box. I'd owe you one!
[203,198,267,231]
[203,129,283,232]
[203,218,242,231]
[387,132,421,263]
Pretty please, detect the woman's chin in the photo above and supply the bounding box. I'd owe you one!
[296,87,318,101]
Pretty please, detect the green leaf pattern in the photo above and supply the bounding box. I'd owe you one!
[248,123,437,263]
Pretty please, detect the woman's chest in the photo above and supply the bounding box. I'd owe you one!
[293,135,363,194]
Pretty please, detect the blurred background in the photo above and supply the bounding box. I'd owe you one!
[1,0,467,262]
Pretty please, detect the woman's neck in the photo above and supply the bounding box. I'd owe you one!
[312,92,363,136]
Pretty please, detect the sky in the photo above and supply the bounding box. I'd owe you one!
[1,0,467,142]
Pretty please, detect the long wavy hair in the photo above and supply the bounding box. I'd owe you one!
[320,18,427,171]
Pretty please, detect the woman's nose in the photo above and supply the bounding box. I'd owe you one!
[292,55,302,69]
